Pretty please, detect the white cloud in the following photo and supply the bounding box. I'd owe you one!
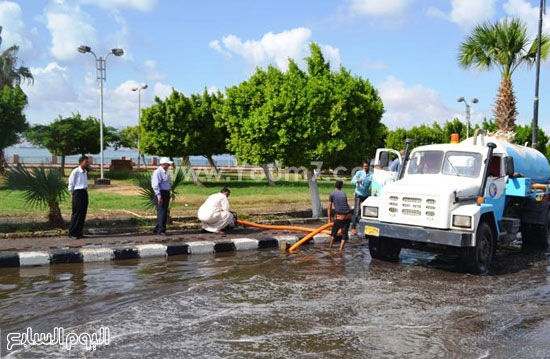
[45,2,98,61]
[21,62,77,104]
[210,27,341,71]
[348,0,410,16]
[143,59,165,82]
[364,59,390,71]
[503,0,550,36]
[428,0,496,29]
[378,76,457,129]
[153,82,173,99]
[207,86,219,95]
[209,40,231,59]
[0,1,32,50]
[321,44,342,67]
[106,13,133,61]
[20,61,174,127]
[79,0,157,12]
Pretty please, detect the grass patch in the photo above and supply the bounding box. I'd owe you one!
[0,173,354,222]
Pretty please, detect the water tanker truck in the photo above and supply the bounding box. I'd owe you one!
[359,131,550,274]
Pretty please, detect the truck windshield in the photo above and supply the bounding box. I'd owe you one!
[407,151,444,175]
[442,151,482,177]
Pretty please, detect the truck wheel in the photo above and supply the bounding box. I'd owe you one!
[368,237,401,262]
[522,210,550,250]
[462,221,494,275]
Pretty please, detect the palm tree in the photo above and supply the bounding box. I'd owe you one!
[458,18,550,134]
[4,166,67,226]
[0,45,34,89]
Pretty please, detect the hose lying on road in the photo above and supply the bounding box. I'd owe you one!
[288,222,334,253]
[236,219,332,235]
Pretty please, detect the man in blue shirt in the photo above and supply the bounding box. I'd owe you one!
[350,161,372,235]
[152,157,172,235]
[389,150,404,172]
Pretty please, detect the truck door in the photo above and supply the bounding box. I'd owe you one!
[484,154,507,220]
[372,149,402,196]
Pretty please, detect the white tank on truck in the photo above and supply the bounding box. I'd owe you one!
[360,132,550,275]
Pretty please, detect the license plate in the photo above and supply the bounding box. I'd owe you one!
[365,226,380,237]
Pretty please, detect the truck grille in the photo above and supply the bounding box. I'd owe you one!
[387,195,438,220]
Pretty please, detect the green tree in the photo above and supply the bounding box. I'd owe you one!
[191,89,227,177]
[458,18,550,134]
[221,66,281,186]
[118,125,139,149]
[481,118,497,132]
[118,125,146,169]
[4,166,67,225]
[26,114,120,172]
[222,43,385,217]
[140,90,208,187]
[0,86,28,173]
[515,123,548,153]
[0,45,33,89]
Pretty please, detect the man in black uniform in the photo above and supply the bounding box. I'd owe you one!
[68,155,89,239]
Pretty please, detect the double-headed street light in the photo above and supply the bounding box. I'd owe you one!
[78,45,124,184]
[132,83,148,170]
[457,97,479,138]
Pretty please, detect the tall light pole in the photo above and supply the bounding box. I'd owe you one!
[457,97,479,138]
[78,45,124,184]
[532,0,546,149]
[132,83,148,170]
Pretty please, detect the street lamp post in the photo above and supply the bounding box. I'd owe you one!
[132,83,148,170]
[78,45,124,184]
[532,0,546,149]
[457,97,479,138]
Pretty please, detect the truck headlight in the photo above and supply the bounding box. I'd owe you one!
[453,215,472,228]
[363,206,378,218]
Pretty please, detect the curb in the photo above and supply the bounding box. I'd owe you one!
[0,234,332,268]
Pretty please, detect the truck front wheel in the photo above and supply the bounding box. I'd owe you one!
[461,221,494,275]
[368,237,401,262]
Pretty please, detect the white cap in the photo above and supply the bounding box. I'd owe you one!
[159,157,173,165]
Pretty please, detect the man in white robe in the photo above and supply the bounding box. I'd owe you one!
[198,188,235,233]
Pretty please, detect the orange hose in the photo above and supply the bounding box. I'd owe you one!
[288,222,334,253]
[237,219,332,235]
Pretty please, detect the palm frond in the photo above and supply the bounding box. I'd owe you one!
[136,168,187,211]
[137,172,156,210]
[4,166,67,209]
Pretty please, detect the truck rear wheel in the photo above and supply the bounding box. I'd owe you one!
[522,210,550,250]
[368,237,401,262]
[461,221,494,275]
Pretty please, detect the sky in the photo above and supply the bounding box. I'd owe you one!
[3,0,550,134]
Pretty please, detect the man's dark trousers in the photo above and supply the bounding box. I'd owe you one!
[154,190,170,234]
[352,194,367,229]
[69,189,88,237]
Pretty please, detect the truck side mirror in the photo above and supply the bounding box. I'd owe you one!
[379,152,389,168]
[505,157,515,176]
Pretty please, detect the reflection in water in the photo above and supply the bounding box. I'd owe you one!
[1,243,550,358]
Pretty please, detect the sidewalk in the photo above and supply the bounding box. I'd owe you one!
[0,223,324,252]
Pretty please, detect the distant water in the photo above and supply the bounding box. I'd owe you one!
[4,146,237,166]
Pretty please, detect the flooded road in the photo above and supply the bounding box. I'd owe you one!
[1,242,550,358]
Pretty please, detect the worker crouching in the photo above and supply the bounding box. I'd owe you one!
[198,188,237,233]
